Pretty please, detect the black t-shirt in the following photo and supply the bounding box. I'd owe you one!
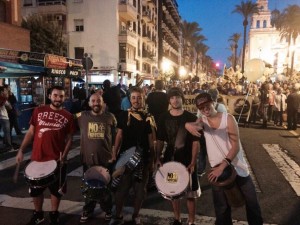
[157,110,199,166]
[117,110,152,161]
[146,91,169,123]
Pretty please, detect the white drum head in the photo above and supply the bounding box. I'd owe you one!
[155,162,189,198]
[25,160,57,179]
[84,166,111,185]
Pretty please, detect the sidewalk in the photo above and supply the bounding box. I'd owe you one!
[0,130,26,153]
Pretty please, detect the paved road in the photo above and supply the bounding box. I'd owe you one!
[1,123,300,225]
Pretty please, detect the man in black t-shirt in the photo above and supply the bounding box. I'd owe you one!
[110,86,155,225]
[156,87,200,225]
[146,80,168,124]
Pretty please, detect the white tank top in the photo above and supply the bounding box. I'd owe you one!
[202,112,249,177]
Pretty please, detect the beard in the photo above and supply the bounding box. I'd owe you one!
[91,105,102,113]
[51,101,62,109]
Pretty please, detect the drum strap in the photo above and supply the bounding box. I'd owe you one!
[174,121,187,153]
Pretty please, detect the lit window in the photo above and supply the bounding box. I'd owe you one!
[74,19,84,32]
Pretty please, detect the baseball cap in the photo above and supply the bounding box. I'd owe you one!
[195,92,213,108]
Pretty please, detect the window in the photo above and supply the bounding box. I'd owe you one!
[263,20,267,28]
[74,19,84,32]
[74,47,84,59]
[256,20,260,28]
[23,0,33,6]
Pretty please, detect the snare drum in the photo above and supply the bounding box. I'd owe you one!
[81,166,111,201]
[155,161,189,200]
[24,160,58,188]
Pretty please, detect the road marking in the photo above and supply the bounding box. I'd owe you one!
[262,144,300,196]
[0,194,275,225]
[0,147,80,171]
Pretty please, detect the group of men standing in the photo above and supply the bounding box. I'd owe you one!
[15,80,263,225]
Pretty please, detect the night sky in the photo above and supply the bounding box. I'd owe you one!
[176,0,300,67]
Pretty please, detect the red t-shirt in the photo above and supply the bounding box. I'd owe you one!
[30,105,75,161]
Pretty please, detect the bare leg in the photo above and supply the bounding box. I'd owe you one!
[33,195,44,211]
[171,199,181,221]
[187,198,196,224]
[50,194,60,211]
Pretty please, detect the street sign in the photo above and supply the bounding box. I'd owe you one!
[82,56,93,71]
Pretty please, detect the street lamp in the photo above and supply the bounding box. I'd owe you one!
[179,66,187,78]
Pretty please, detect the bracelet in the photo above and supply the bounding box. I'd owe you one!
[224,158,231,165]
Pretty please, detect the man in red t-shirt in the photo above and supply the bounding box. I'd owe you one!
[16,86,75,225]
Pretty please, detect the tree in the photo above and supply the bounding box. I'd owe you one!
[181,20,207,74]
[228,33,241,71]
[271,5,300,76]
[22,14,66,55]
[233,0,259,73]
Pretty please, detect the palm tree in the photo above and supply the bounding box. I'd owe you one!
[195,42,209,75]
[181,21,207,73]
[272,5,300,76]
[233,1,259,73]
[228,33,241,71]
[22,14,67,55]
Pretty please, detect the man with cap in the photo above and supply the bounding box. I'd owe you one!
[191,92,263,225]
[186,88,227,176]
[156,87,201,225]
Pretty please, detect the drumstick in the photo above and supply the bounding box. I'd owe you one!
[157,167,164,179]
[13,163,20,183]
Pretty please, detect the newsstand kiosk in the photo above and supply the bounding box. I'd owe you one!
[0,48,83,130]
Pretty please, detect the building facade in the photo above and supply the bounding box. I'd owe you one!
[21,0,181,85]
[0,0,30,51]
[246,0,300,75]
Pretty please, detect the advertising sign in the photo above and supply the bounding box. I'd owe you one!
[45,54,68,69]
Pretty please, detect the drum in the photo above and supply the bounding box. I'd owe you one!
[24,160,58,188]
[114,146,141,171]
[155,161,189,200]
[81,166,111,201]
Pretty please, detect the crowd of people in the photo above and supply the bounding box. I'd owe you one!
[10,75,300,225]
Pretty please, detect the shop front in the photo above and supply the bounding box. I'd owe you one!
[0,48,83,130]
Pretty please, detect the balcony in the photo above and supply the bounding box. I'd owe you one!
[119,29,137,47]
[119,0,138,21]
[118,60,136,72]
[142,10,151,23]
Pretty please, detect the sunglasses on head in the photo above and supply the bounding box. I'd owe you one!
[196,102,212,110]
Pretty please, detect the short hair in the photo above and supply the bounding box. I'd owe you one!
[50,86,64,94]
[129,86,143,96]
[167,87,185,102]
[155,80,164,90]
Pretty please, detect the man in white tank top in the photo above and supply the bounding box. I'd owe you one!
[188,92,263,225]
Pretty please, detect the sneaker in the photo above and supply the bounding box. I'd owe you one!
[49,211,59,225]
[109,216,124,225]
[80,211,93,223]
[26,211,44,225]
[172,219,182,225]
[105,212,112,221]
[133,216,142,225]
